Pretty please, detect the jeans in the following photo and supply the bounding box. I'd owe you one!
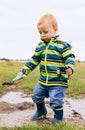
[32,83,67,109]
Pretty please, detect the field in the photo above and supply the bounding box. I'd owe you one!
[0,61,85,130]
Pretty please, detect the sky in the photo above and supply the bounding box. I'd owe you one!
[0,0,85,61]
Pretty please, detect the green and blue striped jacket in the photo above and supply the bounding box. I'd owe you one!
[21,35,75,87]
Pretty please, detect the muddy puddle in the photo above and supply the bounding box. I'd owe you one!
[65,98,85,120]
[0,91,32,104]
[0,91,85,128]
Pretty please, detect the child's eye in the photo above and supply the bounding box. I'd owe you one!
[39,32,42,34]
[44,31,48,34]
[39,31,48,34]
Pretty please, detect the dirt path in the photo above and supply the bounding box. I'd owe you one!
[0,87,85,128]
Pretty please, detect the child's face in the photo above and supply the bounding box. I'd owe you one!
[37,22,57,42]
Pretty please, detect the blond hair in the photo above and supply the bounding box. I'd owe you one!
[37,14,58,31]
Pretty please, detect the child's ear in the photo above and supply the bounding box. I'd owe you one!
[55,28,58,33]
[54,26,58,32]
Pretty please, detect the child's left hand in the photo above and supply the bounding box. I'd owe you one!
[65,66,73,77]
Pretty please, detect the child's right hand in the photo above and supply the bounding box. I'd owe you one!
[12,71,27,82]
[2,72,27,86]
[17,71,23,77]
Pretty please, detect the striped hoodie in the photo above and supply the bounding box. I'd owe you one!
[21,35,75,87]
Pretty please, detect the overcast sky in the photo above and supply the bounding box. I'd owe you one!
[0,0,85,61]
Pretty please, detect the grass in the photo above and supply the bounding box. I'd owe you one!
[67,62,85,97]
[0,122,85,130]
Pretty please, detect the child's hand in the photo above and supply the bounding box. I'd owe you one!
[17,72,23,77]
[65,66,73,77]
[12,71,26,82]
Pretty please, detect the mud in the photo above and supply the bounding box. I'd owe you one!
[0,89,85,128]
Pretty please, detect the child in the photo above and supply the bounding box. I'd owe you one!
[3,14,75,125]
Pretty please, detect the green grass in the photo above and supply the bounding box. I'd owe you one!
[67,62,85,97]
[0,122,85,130]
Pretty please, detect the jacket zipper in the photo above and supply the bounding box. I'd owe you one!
[44,46,48,84]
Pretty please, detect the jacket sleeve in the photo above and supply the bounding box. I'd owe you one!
[20,43,42,75]
[62,43,76,71]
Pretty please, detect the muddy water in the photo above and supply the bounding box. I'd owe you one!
[0,91,85,121]
[65,98,85,120]
[0,91,32,104]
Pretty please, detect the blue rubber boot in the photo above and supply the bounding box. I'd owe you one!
[52,107,63,126]
[31,102,47,120]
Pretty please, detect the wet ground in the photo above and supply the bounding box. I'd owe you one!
[0,88,85,128]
